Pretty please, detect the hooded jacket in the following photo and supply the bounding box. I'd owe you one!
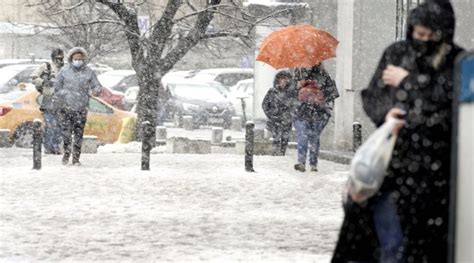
[292,65,339,122]
[262,71,294,131]
[54,47,102,111]
[333,1,464,262]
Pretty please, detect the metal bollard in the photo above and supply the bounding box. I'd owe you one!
[245,121,255,172]
[32,119,42,170]
[353,122,362,152]
[141,121,153,170]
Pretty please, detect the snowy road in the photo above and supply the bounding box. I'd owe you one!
[1,147,349,262]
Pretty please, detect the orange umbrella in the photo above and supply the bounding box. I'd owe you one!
[256,24,338,69]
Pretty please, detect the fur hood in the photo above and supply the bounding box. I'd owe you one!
[66,47,88,63]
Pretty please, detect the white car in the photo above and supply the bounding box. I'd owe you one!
[228,79,254,118]
[88,63,113,75]
[98,70,136,93]
[0,64,39,94]
[188,68,253,88]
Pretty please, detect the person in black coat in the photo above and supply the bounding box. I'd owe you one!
[332,1,464,262]
[262,71,294,156]
[292,64,339,172]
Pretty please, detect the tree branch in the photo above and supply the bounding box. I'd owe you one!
[149,0,183,60]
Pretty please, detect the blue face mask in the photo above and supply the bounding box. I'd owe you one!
[72,60,83,68]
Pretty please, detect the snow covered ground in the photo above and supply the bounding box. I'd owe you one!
[1,145,349,262]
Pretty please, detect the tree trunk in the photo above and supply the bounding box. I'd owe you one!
[134,64,161,142]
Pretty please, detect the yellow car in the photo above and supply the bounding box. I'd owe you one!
[0,87,137,147]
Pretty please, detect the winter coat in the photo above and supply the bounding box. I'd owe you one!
[332,1,464,262]
[54,47,102,111]
[293,67,339,122]
[30,62,62,112]
[262,72,294,132]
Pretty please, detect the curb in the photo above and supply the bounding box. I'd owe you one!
[319,150,353,165]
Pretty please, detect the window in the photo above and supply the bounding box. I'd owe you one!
[89,98,113,114]
[16,67,35,83]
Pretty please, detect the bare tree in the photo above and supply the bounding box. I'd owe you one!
[25,0,304,139]
[24,0,127,61]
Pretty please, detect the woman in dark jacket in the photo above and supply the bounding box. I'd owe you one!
[292,64,339,172]
[262,71,294,156]
[332,1,464,262]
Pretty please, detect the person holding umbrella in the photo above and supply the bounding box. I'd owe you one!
[292,64,339,172]
[256,24,339,171]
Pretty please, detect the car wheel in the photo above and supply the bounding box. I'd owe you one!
[14,123,35,148]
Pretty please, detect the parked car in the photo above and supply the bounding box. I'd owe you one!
[187,68,253,88]
[0,58,49,69]
[127,80,236,128]
[0,87,136,147]
[98,70,136,93]
[99,86,126,110]
[228,78,254,118]
[0,64,38,94]
[124,86,139,110]
[161,70,194,86]
[167,81,236,128]
[88,63,114,75]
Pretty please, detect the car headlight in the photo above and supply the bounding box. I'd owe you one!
[182,103,200,111]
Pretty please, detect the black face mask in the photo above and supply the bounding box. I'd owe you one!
[411,39,441,56]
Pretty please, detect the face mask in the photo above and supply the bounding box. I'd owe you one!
[412,39,441,56]
[72,60,83,68]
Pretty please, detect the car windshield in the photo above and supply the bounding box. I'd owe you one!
[0,90,29,103]
[98,73,130,88]
[0,68,21,87]
[170,84,224,101]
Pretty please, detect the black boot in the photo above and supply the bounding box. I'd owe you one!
[62,153,70,165]
[294,163,306,172]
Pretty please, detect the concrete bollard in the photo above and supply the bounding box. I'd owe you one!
[0,129,11,147]
[156,126,167,145]
[211,127,223,145]
[32,119,42,170]
[254,128,265,141]
[183,115,194,131]
[141,121,154,170]
[245,121,255,172]
[167,137,211,154]
[81,135,98,154]
[231,116,242,131]
[353,122,362,152]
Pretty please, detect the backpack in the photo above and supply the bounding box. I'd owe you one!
[298,80,324,104]
[40,62,52,81]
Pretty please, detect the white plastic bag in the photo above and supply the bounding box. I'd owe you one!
[347,118,403,203]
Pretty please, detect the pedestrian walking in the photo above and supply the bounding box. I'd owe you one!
[262,71,294,156]
[332,1,464,262]
[30,48,65,154]
[292,64,339,172]
[54,47,102,165]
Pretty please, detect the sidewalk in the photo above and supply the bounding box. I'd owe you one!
[0,146,349,262]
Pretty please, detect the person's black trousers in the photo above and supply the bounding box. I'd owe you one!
[271,124,292,156]
[58,108,88,162]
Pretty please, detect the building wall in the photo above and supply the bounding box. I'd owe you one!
[452,0,474,50]
[333,0,473,151]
